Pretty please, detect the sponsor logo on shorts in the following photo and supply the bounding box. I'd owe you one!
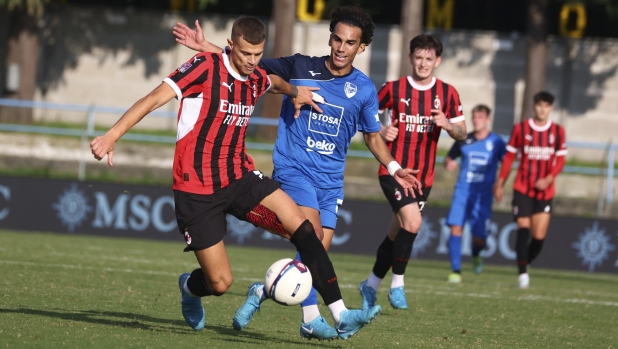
[544,205,551,212]
[513,205,519,215]
[184,230,192,245]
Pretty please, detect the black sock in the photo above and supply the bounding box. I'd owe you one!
[186,268,216,297]
[516,228,530,274]
[290,220,342,305]
[472,241,486,257]
[371,236,394,278]
[527,238,545,264]
[391,228,417,275]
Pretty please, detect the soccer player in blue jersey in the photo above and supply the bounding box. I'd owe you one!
[443,105,506,283]
[173,7,421,340]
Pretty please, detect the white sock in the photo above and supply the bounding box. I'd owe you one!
[366,272,382,291]
[182,278,197,298]
[255,284,268,303]
[391,273,405,289]
[301,304,321,323]
[327,299,347,324]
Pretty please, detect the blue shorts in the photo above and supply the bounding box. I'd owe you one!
[446,190,492,239]
[273,169,343,230]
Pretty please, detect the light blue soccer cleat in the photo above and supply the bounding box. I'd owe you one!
[358,280,377,310]
[472,256,484,275]
[178,273,205,331]
[388,286,408,309]
[300,315,338,341]
[336,306,381,340]
[232,282,263,330]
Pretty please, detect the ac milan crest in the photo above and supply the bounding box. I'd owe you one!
[433,95,441,109]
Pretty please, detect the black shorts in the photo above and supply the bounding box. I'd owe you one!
[512,190,553,219]
[174,170,280,251]
[379,175,431,213]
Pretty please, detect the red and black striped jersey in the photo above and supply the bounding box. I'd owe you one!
[499,118,567,200]
[164,49,271,195]
[377,77,464,187]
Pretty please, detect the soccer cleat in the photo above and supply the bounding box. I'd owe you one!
[232,282,263,330]
[358,280,377,310]
[178,273,205,331]
[448,272,462,284]
[336,305,382,340]
[299,316,338,341]
[388,286,408,309]
[518,273,530,289]
[472,256,484,275]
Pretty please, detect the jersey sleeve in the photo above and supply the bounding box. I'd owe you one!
[505,123,522,154]
[447,86,465,124]
[258,54,300,81]
[358,86,381,133]
[555,125,568,156]
[496,136,507,161]
[447,141,462,160]
[377,82,394,111]
[164,53,211,100]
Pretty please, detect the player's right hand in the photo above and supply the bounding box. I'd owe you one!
[444,157,458,172]
[394,168,422,198]
[90,134,116,167]
[380,119,399,142]
[293,86,323,118]
[493,183,503,202]
[173,20,205,52]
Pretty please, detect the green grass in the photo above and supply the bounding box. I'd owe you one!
[1,231,617,348]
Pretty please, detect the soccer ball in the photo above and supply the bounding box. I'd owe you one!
[264,258,313,306]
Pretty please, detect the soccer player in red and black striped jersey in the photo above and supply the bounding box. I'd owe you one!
[359,34,467,310]
[494,91,567,289]
[90,16,378,336]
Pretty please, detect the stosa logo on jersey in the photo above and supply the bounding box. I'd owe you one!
[523,146,555,160]
[398,113,435,133]
[220,100,254,127]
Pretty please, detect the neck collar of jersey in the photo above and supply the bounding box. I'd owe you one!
[223,46,248,82]
[528,117,552,132]
[407,76,436,91]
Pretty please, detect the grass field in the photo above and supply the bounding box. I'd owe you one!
[1,230,617,348]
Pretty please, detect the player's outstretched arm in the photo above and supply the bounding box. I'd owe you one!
[267,75,324,117]
[174,20,223,53]
[363,131,422,197]
[90,83,176,166]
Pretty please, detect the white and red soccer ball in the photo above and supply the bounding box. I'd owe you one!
[264,258,313,306]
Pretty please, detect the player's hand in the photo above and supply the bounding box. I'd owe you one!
[534,175,554,191]
[380,119,399,142]
[444,157,458,172]
[173,20,205,51]
[432,108,451,131]
[393,168,422,198]
[90,134,117,167]
[493,183,504,202]
[293,86,323,118]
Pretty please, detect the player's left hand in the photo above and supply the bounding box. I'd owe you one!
[293,86,324,118]
[394,168,422,198]
[534,175,554,191]
[432,108,451,131]
[90,133,117,167]
[173,20,205,51]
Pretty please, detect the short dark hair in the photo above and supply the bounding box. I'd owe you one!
[329,6,375,45]
[472,104,491,116]
[231,16,266,45]
[533,91,555,105]
[409,34,443,57]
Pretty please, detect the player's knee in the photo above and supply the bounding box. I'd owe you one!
[402,220,421,233]
[210,278,233,296]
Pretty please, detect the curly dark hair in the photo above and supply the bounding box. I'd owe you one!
[329,6,375,45]
[409,34,443,56]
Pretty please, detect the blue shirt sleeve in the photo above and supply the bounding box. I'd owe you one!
[358,86,381,133]
[447,141,462,159]
[496,136,507,161]
[258,54,301,81]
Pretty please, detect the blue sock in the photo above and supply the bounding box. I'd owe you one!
[449,235,462,273]
[296,251,318,307]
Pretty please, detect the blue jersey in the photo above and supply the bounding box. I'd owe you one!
[448,132,506,195]
[259,54,381,189]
